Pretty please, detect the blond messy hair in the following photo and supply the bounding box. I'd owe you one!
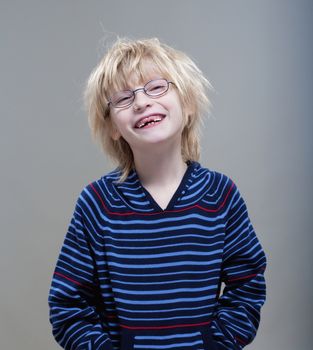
[84,37,212,182]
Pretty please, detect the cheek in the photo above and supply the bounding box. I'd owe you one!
[170,94,185,118]
[173,99,186,126]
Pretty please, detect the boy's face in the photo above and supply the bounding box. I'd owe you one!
[109,66,186,157]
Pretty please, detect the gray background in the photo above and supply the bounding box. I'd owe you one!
[1,0,312,349]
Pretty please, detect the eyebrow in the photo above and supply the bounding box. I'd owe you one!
[117,76,166,92]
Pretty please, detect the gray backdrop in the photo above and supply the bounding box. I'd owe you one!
[1,0,312,349]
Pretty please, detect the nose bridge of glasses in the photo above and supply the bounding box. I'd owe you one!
[132,86,151,106]
[133,86,147,97]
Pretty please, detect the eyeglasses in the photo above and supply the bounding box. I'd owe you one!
[108,78,174,109]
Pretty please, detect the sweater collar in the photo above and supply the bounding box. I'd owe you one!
[112,161,203,213]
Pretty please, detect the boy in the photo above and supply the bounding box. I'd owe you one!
[49,38,266,350]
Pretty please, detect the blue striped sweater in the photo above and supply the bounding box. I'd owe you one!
[49,161,266,350]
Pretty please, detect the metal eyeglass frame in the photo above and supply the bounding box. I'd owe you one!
[107,78,175,109]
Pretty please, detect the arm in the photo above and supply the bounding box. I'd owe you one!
[211,180,267,349]
[48,198,114,350]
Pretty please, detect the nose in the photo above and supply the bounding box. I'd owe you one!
[132,89,152,111]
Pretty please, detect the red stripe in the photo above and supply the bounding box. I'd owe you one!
[90,181,234,216]
[54,272,94,291]
[195,181,234,213]
[227,267,266,282]
[107,315,117,319]
[236,336,247,345]
[120,320,212,330]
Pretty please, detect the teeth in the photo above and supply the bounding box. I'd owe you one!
[137,116,163,128]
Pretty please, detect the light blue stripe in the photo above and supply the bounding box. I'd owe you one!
[104,232,223,243]
[188,172,210,191]
[113,284,215,295]
[119,311,211,321]
[130,199,151,205]
[63,322,90,349]
[115,294,215,305]
[135,332,201,340]
[58,252,93,270]
[113,275,218,286]
[116,184,141,191]
[102,223,225,235]
[134,339,203,349]
[117,303,211,314]
[109,258,221,269]
[123,191,146,198]
[106,241,220,250]
[107,249,222,259]
[183,179,211,200]
[110,268,219,277]
[49,286,80,299]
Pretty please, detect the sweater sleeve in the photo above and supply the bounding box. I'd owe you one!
[211,180,267,349]
[48,195,114,350]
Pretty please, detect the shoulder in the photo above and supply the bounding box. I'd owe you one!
[193,163,243,209]
[195,162,235,193]
[75,168,122,209]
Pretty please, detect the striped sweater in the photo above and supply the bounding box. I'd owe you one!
[49,161,266,350]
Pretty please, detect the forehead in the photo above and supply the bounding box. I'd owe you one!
[111,60,170,92]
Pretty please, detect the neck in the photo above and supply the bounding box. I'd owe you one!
[133,146,187,188]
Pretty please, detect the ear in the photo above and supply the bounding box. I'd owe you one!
[184,110,193,129]
[111,128,121,141]
[109,119,121,141]
[183,102,194,126]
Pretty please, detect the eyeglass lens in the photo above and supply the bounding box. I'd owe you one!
[109,79,169,108]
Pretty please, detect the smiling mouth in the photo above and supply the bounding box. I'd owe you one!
[135,115,166,129]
